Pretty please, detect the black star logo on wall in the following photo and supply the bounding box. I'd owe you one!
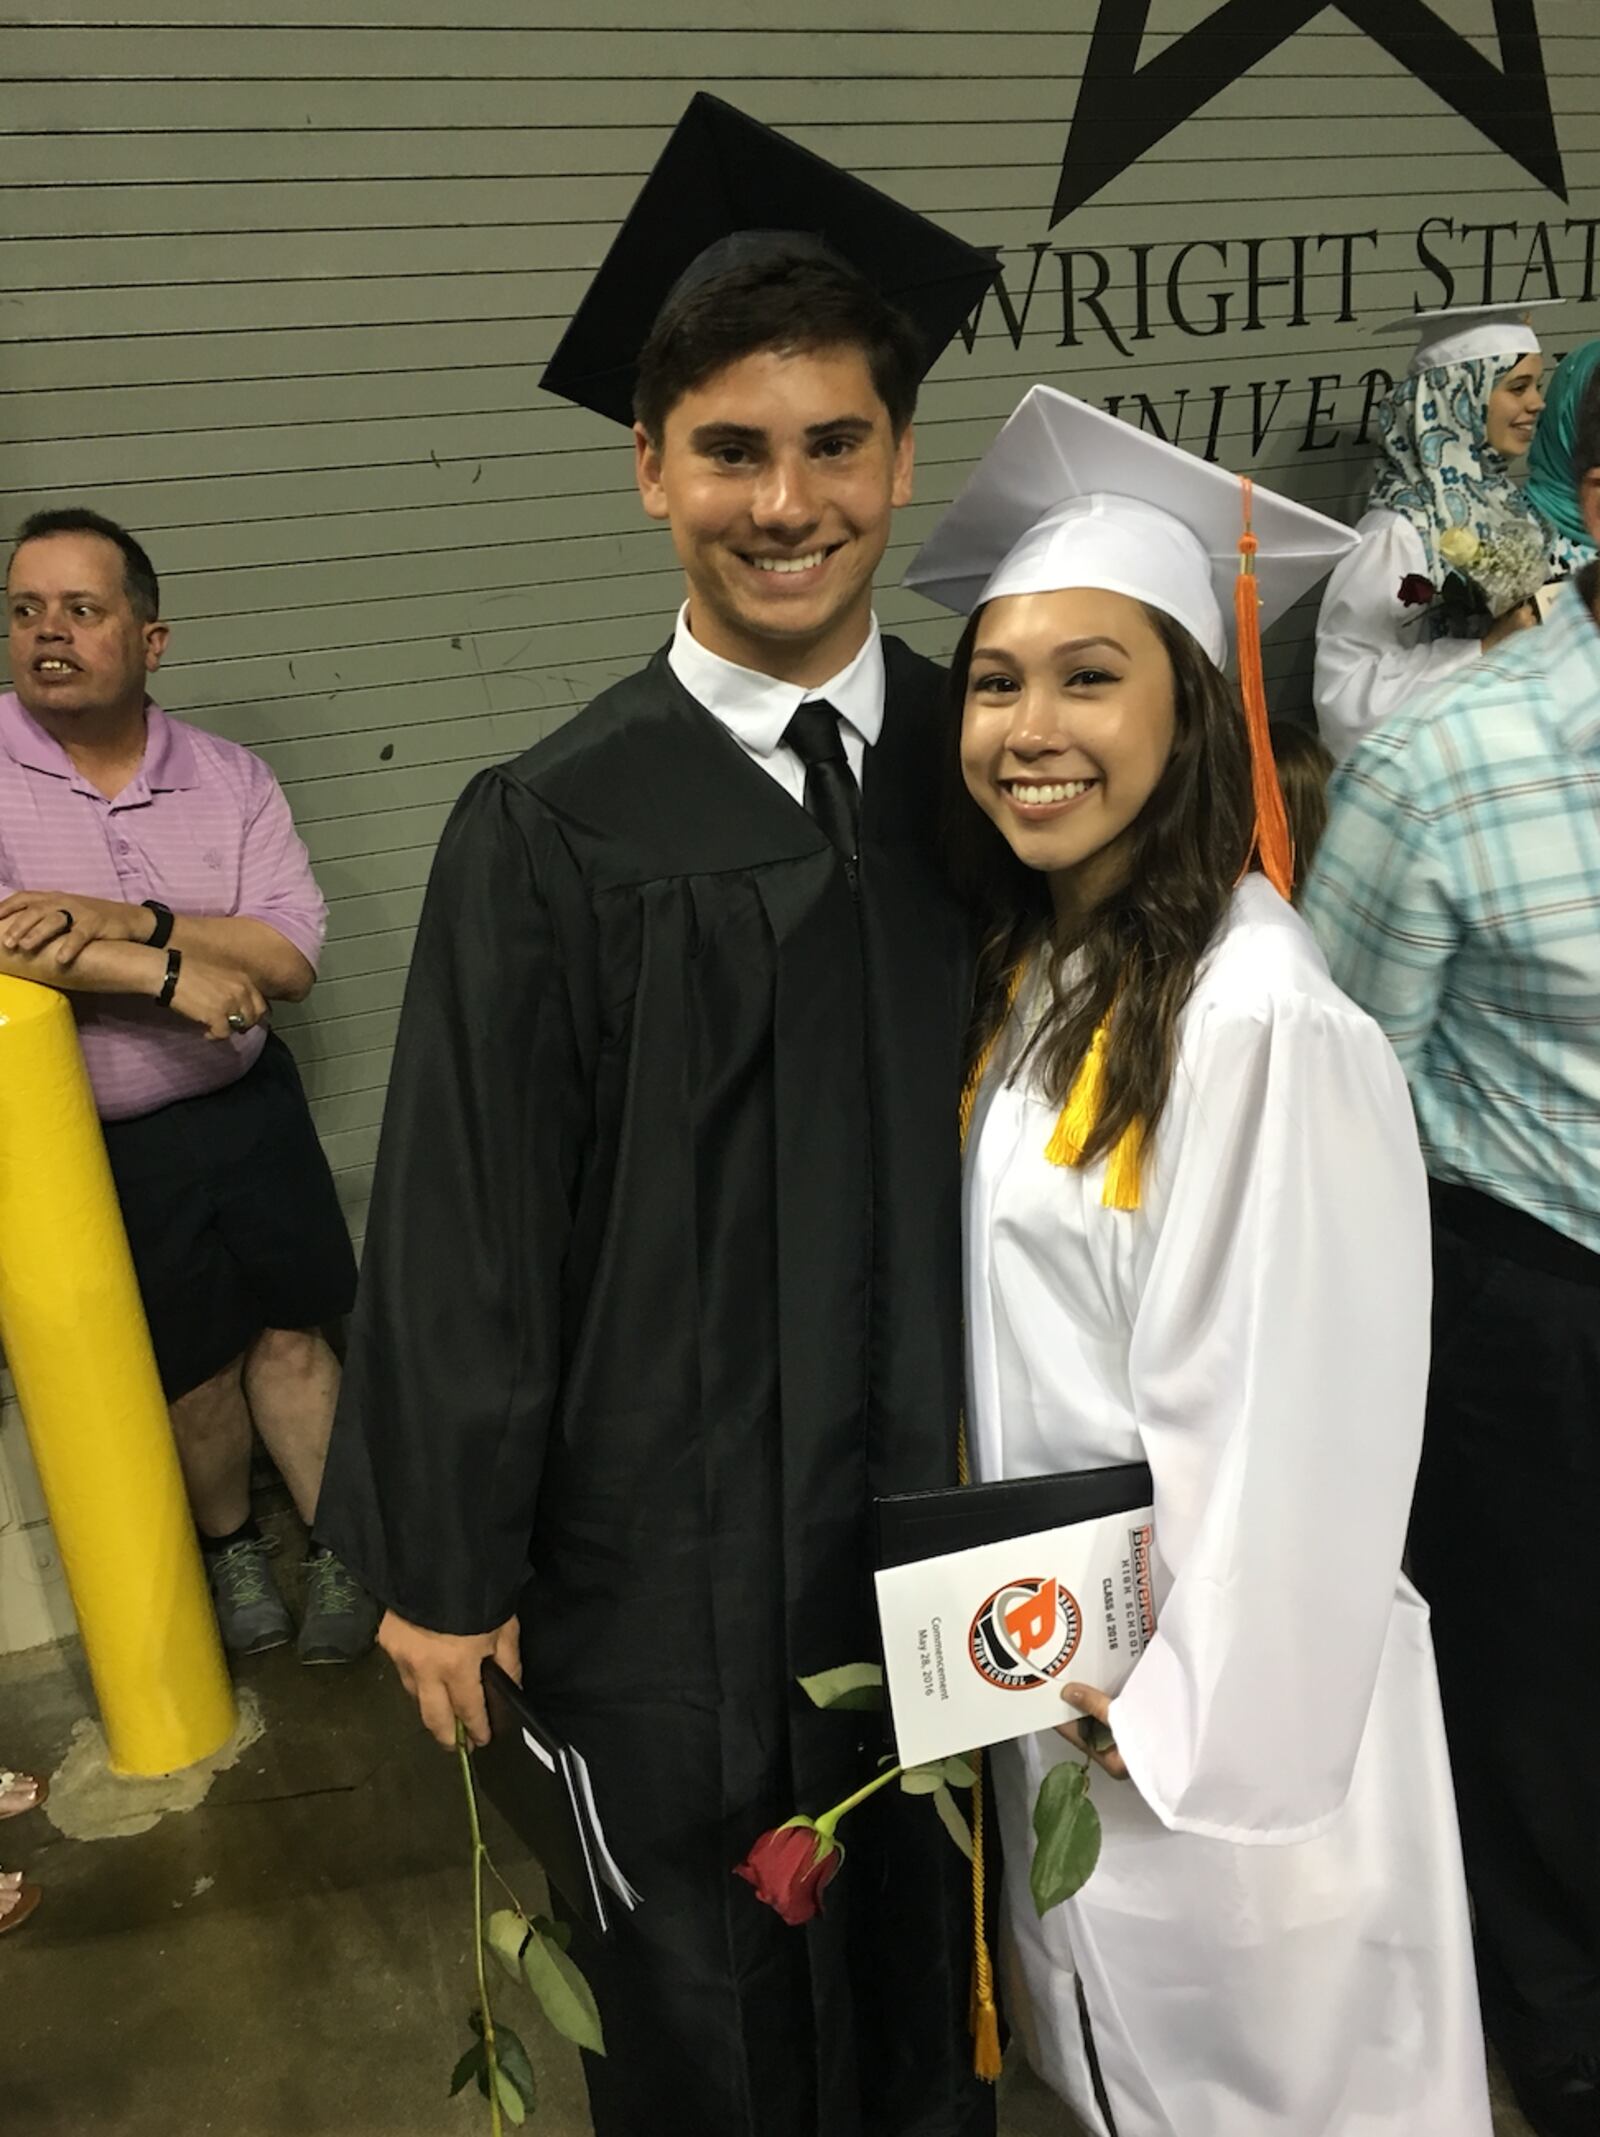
[1054,0,1566,226]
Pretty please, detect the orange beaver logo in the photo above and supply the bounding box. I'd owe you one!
[968,1576,1083,1692]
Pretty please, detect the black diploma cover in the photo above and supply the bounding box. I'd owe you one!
[876,1460,1154,1570]
[475,1660,622,1936]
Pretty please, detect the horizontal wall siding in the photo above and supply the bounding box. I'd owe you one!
[1,0,1595,1269]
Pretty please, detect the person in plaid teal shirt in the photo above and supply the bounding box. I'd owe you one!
[1305,401,1600,2137]
[1304,582,1600,1255]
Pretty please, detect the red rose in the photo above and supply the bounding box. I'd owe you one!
[1397,573,1436,608]
[734,1820,841,1926]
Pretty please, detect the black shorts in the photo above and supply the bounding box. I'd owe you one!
[103,1034,358,1402]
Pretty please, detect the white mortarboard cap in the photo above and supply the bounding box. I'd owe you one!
[1373,299,1561,375]
[903,386,1358,663]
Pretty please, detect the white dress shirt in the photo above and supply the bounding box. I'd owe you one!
[666,603,886,802]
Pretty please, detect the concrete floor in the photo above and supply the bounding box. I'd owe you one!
[0,1528,1534,2137]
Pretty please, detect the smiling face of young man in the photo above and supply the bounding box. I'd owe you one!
[960,587,1178,920]
[7,530,167,742]
[634,342,915,687]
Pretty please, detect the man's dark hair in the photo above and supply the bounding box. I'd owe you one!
[1573,363,1600,504]
[9,507,161,623]
[633,252,926,442]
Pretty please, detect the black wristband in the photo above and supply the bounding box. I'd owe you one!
[157,946,182,1008]
[142,898,175,949]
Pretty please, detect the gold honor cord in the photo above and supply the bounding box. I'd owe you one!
[1042,1015,1143,1211]
[955,997,1009,2080]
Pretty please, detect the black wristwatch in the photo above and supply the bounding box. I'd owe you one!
[142,898,175,949]
[157,946,182,1008]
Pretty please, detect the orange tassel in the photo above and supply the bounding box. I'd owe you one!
[1234,476,1295,903]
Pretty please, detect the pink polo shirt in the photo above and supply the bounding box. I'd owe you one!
[0,692,326,1122]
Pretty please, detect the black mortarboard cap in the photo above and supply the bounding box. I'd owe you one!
[540,93,999,427]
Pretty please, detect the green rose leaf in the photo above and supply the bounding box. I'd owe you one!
[487,1908,531,1985]
[522,1923,608,2056]
[448,2042,487,2097]
[1030,1759,1103,1917]
[495,2025,538,2114]
[531,1913,572,1953]
[932,1781,974,1861]
[494,2066,527,2125]
[797,1662,885,1712]
[939,1754,978,1790]
[1079,1717,1117,1756]
[899,1765,943,1796]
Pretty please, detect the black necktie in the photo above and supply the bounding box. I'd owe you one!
[782,700,860,868]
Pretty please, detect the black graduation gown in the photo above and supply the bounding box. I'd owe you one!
[317,638,992,2137]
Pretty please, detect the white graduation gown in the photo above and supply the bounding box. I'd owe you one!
[965,878,1490,2137]
[1313,509,1478,763]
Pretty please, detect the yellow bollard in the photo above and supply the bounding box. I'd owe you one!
[0,975,235,1775]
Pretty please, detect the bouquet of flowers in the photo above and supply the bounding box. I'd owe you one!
[1398,521,1550,637]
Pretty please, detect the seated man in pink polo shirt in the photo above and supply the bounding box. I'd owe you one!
[0,507,377,1664]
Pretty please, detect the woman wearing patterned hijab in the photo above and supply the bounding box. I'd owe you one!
[1314,305,1549,762]
[1525,337,1600,578]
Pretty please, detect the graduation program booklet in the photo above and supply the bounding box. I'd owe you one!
[874,1486,1158,1769]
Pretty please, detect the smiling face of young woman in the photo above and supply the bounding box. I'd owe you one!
[1485,352,1546,457]
[959,586,1179,919]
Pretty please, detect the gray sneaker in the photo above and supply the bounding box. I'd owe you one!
[206,1536,293,1655]
[297,1549,380,1665]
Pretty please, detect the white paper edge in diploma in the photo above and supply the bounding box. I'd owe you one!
[875,1506,1158,1769]
[520,1727,556,1772]
[567,1746,643,1910]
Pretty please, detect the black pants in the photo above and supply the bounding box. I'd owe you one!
[103,1035,357,1401]
[1409,1181,1600,2080]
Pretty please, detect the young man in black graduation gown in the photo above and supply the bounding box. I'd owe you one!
[316,97,997,2137]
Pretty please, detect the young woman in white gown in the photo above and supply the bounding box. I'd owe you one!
[904,387,1492,2137]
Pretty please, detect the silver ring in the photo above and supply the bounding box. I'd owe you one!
[226,1011,249,1034]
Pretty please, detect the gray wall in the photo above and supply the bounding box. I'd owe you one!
[2,0,1596,1639]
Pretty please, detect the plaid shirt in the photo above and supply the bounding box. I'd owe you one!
[1304,569,1600,1254]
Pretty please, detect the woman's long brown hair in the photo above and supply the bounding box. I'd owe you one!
[946,600,1257,1164]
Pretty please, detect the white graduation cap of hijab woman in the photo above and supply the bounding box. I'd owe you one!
[906,385,1359,1213]
[1372,298,1563,375]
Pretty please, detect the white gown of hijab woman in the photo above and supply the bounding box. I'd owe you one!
[965,880,1490,2136]
[1314,305,1551,762]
